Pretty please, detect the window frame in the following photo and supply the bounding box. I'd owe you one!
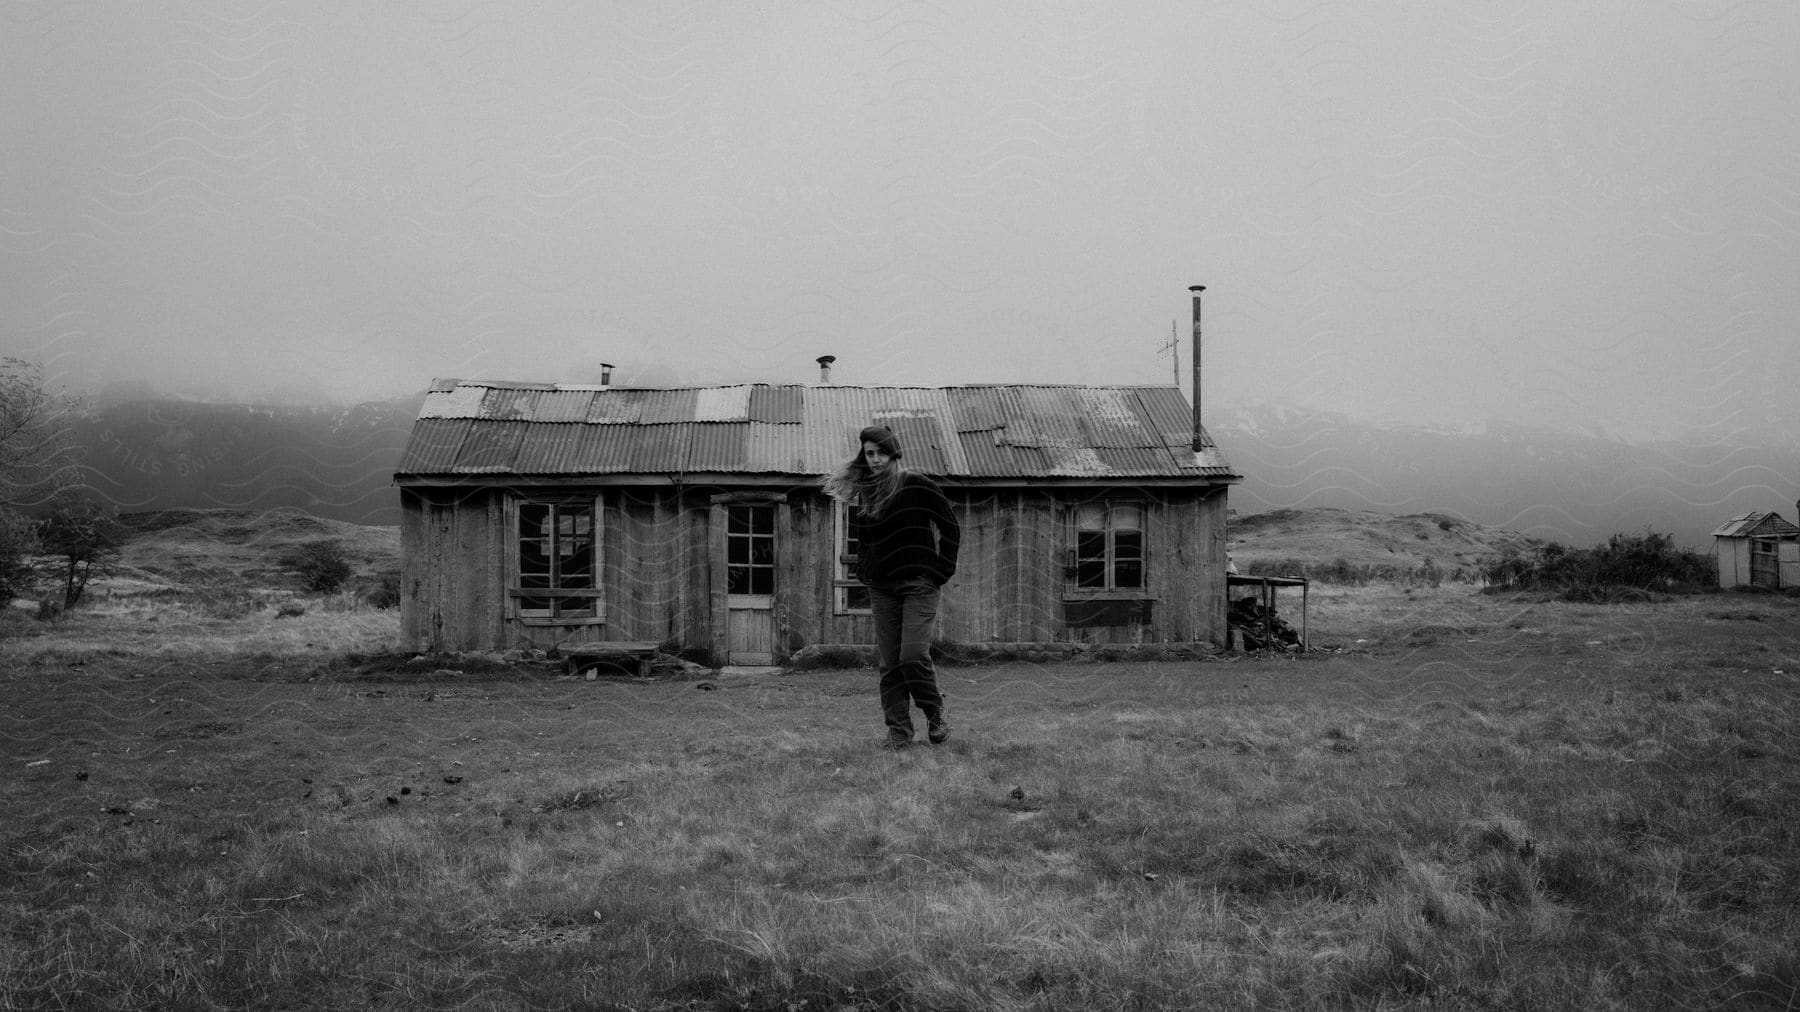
[1066,499,1149,597]
[725,501,777,600]
[833,500,872,615]
[508,494,604,626]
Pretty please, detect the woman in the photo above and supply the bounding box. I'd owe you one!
[823,425,961,749]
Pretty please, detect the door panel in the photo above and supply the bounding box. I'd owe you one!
[725,503,775,664]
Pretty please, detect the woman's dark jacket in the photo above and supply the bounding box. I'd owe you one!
[852,473,961,588]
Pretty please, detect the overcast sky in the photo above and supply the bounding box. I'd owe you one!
[3,1,1796,445]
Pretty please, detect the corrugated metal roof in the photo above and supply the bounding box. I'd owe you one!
[399,418,472,471]
[453,421,526,473]
[748,385,802,424]
[396,380,1239,483]
[638,389,699,425]
[1712,511,1800,538]
[694,386,752,422]
[533,390,598,423]
[481,386,541,420]
[744,423,807,473]
[688,423,749,471]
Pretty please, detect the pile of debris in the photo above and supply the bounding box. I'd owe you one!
[1228,596,1304,651]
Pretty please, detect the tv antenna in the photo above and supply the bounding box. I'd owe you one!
[1157,320,1180,390]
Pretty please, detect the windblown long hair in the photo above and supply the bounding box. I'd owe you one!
[820,426,907,518]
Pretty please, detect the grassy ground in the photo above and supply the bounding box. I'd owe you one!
[4,583,1798,1009]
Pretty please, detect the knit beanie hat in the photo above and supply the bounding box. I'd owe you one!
[859,424,903,459]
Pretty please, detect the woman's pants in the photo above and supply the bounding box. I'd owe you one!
[868,578,943,737]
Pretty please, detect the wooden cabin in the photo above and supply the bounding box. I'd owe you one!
[1712,510,1800,590]
[393,379,1241,664]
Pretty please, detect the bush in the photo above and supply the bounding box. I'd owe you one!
[35,492,124,611]
[1479,530,1712,597]
[1238,555,1471,586]
[0,507,36,606]
[355,569,401,609]
[285,540,354,593]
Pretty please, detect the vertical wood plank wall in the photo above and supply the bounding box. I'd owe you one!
[398,488,426,649]
[402,482,1231,653]
[399,486,504,653]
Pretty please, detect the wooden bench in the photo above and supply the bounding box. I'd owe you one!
[559,641,663,678]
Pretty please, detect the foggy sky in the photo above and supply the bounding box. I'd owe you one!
[3,2,1797,446]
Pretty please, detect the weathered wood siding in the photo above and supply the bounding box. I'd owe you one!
[400,486,506,652]
[402,481,1231,654]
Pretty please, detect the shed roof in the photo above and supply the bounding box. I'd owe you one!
[1711,511,1800,539]
[397,380,1239,483]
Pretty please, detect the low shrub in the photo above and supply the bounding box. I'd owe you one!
[1479,530,1712,597]
[195,587,272,620]
[1238,556,1473,586]
[284,540,353,593]
[359,570,401,610]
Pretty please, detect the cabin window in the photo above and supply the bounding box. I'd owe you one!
[834,502,872,614]
[726,503,776,596]
[515,499,599,621]
[1070,502,1145,591]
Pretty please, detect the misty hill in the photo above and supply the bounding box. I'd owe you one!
[64,395,421,525]
[1228,507,1539,576]
[58,393,1796,549]
[112,508,400,593]
[1214,403,1799,551]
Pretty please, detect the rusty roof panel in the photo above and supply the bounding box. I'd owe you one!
[957,433,1045,476]
[585,389,648,424]
[398,381,1237,482]
[480,386,541,420]
[627,424,692,471]
[533,389,598,423]
[748,385,803,424]
[566,423,646,472]
[1003,387,1090,448]
[637,389,699,425]
[453,421,527,473]
[1132,387,1200,449]
[1185,441,1236,474]
[509,423,600,472]
[687,423,749,470]
[1094,447,1180,475]
[1070,388,1151,448]
[744,424,807,473]
[1041,445,1111,477]
[396,418,472,471]
[945,386,1019,433]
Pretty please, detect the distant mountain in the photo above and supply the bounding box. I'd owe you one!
[1211,402,1799,550]
[58,393,1796,548]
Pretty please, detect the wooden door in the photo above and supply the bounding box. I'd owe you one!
[1750,539,1779,589]
[724,502,776,664]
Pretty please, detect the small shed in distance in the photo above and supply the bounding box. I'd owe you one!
[1711,509,1800,590]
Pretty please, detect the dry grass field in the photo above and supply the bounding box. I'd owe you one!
[3,513,1798,1010]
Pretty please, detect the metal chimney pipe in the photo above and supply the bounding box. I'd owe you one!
[599,362,614,387]
[816,355,836,384]
[1189,286,1206,451]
